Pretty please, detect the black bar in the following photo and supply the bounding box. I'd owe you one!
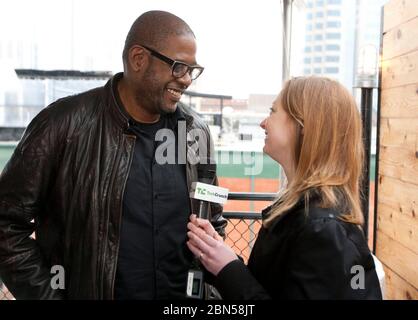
[373,7,385,254]
[223,211,262,220]
[15,69,113,80]
[360,87,373,241]
[228,192,277,201]
[220,98,224,133]
[183,91,232,100]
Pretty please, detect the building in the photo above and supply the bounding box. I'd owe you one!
[302,0,387,93]
[248,94,276,114]
[0,69,112,141]
[303,0,357,91]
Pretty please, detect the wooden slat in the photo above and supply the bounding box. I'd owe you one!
[383,265,418,299]
[380,84,418,118]
[375,231,418,289]
[383,16,418,60]
[379,147,418,186]
[378,175,418,220]
[380,118,418,150]
[378,0,418,300]
[377,203,418,255]
[381,49,418,89]
[383,0,418,33]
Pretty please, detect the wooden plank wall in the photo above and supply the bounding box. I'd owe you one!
[377,0,418,300]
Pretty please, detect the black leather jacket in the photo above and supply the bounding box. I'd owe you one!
[0,73,226,300]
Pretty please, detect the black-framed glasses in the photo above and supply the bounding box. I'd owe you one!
[140,44,204,80]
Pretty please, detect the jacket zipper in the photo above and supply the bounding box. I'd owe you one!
[109,133,135,299]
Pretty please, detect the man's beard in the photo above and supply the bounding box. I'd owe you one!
[135,69,176,116]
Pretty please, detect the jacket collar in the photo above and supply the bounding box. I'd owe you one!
[107,73,130,131]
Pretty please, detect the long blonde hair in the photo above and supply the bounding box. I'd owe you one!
[264,76,364,227]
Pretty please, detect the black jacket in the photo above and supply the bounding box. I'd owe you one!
[215,202,382,300]
[0,73,226,299]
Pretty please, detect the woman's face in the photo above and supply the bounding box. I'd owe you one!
[260,97,298,167]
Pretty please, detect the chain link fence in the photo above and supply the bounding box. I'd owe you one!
[224,214,262,263]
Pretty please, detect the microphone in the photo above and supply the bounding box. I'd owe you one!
[197,161,216,220]
[190,161,228,220]
[186,160,229,299]
[190,181,229,219]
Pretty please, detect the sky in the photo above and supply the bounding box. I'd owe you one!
[0,0,289,99]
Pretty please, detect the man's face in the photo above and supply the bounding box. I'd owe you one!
[136,35,198,115]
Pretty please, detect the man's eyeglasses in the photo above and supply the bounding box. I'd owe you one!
[140,44,204,80]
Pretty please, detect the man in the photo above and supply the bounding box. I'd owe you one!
[0,11,226,299]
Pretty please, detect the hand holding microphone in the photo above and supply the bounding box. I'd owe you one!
[190,161,227,220]
[187,214,239,276]
[186,160,230,298]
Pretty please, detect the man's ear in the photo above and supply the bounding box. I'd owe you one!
[128,45,148,72]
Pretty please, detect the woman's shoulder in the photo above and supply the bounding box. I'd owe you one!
[296,205,370,257]
[262,201,365,244]
[301,206,357,236]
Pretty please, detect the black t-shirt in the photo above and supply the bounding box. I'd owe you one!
[113,84,192,300]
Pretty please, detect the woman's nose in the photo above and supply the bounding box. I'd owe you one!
[260,118,267,129]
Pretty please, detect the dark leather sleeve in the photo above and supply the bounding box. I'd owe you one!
[0,107,65,300]
[215,260,271,299]
[209,175,227,238]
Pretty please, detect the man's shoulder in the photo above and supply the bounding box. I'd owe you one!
[44,85,106,120]
[177,102,208,131]
[22,85,108,145]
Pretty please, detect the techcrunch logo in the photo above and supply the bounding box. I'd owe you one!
[197,187,228,200]
[190,182,229,204]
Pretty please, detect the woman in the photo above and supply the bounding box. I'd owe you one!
[187,76,382,299]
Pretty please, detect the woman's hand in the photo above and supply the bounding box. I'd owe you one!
[186,214,238,276]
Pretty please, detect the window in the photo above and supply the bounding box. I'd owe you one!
[327,10,340,16]
[316,12,324,18]
[314,45,322,52]
[314,68,321,74]
[314,56,322,63]
[305,46,312,53]
[327,21,341,28]
[326,33,341,40]
[304,57,312,64]
[304,68,311,74]
[325,56,340,62]
[316,0,324,5]
[314,34,323,40]
[325,44,340,51]
[306,35,312,41]
[327,0,341,4]
[315,23,324,29]
[306,24,313,31]
[325,67,339,73]
[307,13,313,20]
